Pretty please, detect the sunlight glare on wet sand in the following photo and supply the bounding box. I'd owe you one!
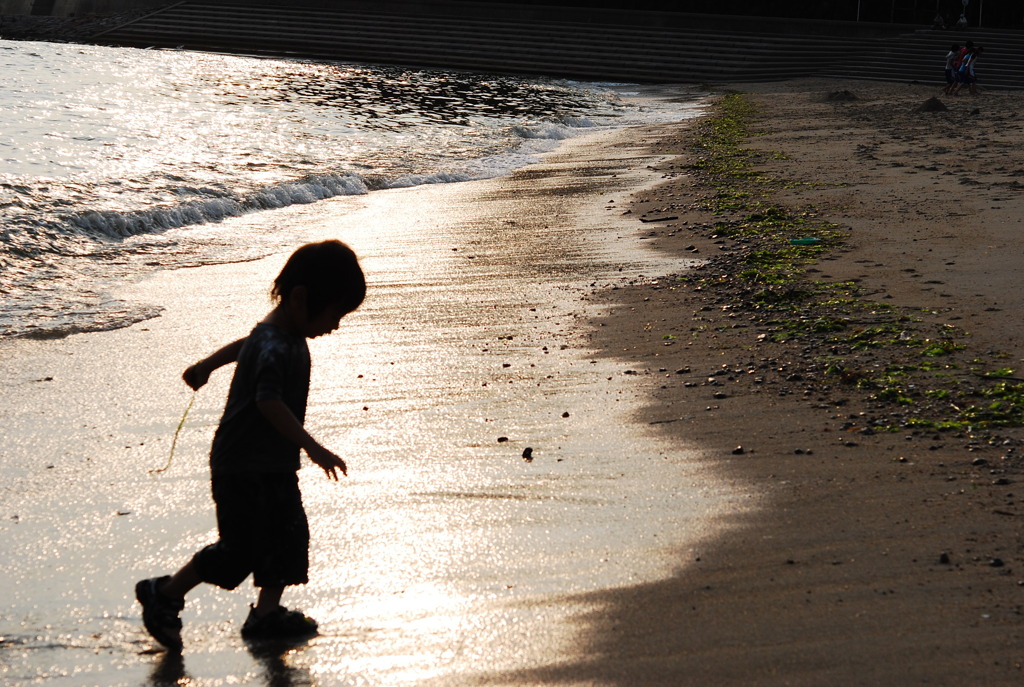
[280,145,741,682]
[0,122,753,686]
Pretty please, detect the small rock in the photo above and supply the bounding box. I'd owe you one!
[916,97,947,113]
[497,437,509,443]
[939,552,951,565]
[732,446,745,455]
[561,412,570,418]
[522,447,533,462]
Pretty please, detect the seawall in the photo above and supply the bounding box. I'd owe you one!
[0,0,165,17]
[4,1,1023,88]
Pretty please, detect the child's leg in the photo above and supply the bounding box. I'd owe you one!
[248,473,309,618]
[162,560,203,600]
[253,586,285,616]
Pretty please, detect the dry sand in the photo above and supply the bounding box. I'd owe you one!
[512,79,1024,685]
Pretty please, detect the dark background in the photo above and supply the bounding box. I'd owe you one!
[489,1,1021,28]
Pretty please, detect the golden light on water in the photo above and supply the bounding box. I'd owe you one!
[0,116,754,685]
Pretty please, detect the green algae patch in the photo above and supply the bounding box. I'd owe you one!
[676,92,1023,434]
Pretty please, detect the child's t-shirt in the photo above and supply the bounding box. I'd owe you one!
[210,323,311,475]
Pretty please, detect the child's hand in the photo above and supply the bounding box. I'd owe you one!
[308,445,347,480]
[183,363,210,390]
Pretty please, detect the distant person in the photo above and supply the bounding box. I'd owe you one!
[956,13,968,30]
[943,43,961,94]
[963,46,984,95]
[933,13,946,29]
[950,45,982,96]
[135,240,366,651]
[947,41,973,95]
[958,40,974,62]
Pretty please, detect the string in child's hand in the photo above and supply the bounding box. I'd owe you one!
[150,391,196,474]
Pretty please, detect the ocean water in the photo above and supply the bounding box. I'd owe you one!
[0,39,687,340]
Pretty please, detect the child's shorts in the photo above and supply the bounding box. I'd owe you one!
[192,472,309,589]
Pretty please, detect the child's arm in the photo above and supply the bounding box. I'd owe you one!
[257,399,348,480]
[183,338,247,390]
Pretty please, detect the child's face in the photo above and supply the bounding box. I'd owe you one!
[304,303,348,338]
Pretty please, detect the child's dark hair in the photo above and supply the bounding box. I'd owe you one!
[272,240,365,317]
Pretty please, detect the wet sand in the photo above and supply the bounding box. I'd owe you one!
[2,104,742,685]
[3,79,1024,685]
[502,79,1024,686]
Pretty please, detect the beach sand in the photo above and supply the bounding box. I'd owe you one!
[2,79,1023,685]
[501,79,1024,686]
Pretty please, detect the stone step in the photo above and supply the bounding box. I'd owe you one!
[94,1,1024,88]
[95,1,852,82]
[103,3,858,46]
[821,29,1024,88]
[104,21,847,69]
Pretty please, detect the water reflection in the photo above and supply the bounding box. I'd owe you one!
[142,640,315,687]
[246,640,315,687]
[247,64,611,129]
[147,651,189,687]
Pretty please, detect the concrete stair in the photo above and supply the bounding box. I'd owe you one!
[92,1,861,83]
[821,28,1024,89]
[92,1,1023,88]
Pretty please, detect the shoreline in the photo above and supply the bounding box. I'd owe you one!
[2,78,1022,684]
[520,78,1024,684]
[1,105,728,685]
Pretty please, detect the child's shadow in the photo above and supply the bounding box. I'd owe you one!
[246,638,315,687]
[148,651,188,687]
[146,641,313,687]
